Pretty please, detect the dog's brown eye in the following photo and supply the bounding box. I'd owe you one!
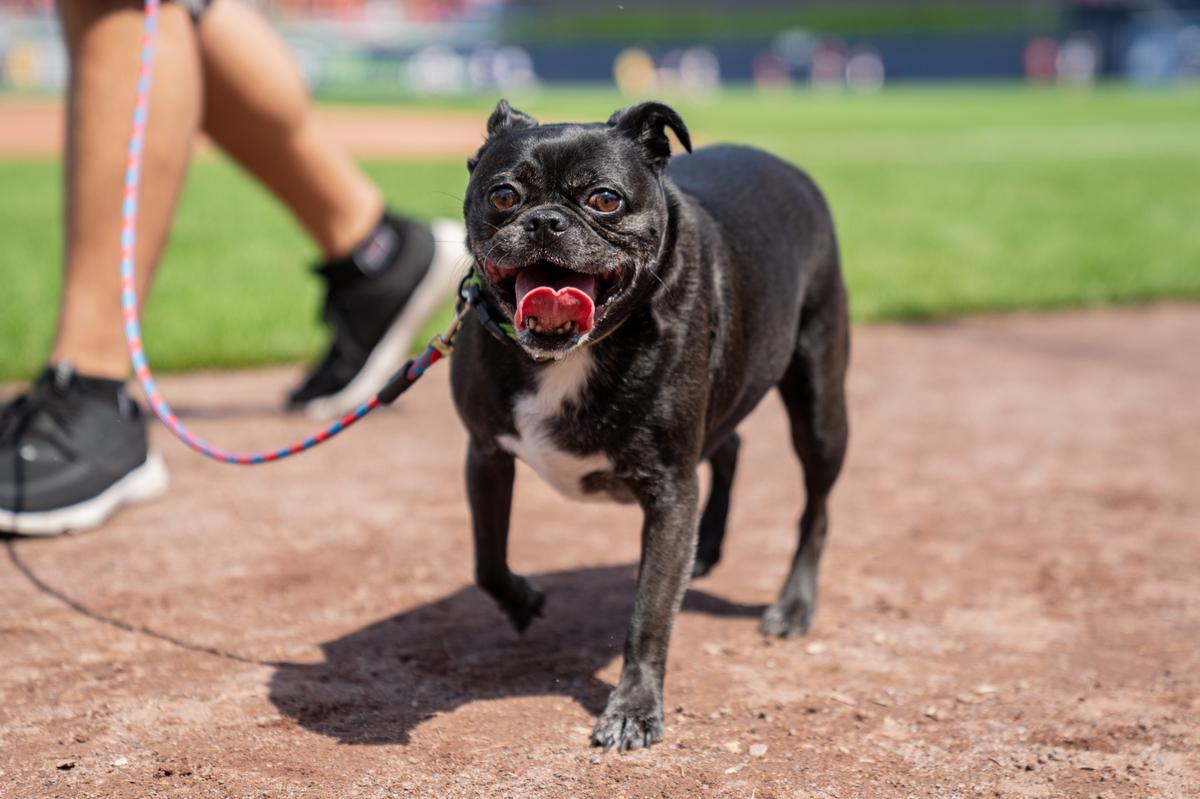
[490,185,519,211]
[586,189,623,214]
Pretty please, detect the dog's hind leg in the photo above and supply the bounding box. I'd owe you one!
[466,439,545,633]
[761,285,849,638]
[692,432,740,578]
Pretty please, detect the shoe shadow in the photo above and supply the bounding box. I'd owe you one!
[168,403,294,420]
[168,402,414,421]
[267,564,764,745]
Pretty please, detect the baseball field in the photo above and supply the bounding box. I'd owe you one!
[1,85,1198,797]
[3,85,1199,378]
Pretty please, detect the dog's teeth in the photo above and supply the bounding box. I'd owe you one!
[527,317,539,332]
[557,322,571,334]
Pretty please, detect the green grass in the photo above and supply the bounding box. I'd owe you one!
[2,84,1199,380]
[500,3,1060,42]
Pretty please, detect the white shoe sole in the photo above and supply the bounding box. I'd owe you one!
[301,218,469,420]
[0,451,169,537]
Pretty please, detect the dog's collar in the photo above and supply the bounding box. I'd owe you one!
[460,264,628,351]
[460,268,518,345]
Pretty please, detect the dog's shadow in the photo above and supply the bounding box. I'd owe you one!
[268,564,763,745]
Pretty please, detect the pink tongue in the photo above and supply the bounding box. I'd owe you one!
[514,264,596,335]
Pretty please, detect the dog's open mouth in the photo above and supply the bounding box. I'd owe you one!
[485,260,625,337]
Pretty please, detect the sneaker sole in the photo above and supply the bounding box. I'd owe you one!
[300,218,469,420]
[0,452,169,536]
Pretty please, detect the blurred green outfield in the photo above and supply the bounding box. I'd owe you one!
[2,84,1199,380]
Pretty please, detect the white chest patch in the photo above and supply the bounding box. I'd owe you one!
[497,350,614,502]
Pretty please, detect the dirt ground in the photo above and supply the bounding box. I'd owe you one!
[1,305,1197,798]
[0,97,485,158]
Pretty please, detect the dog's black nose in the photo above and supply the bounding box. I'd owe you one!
[522,208,571,238]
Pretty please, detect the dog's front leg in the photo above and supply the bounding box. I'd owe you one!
[592,471,699,752]
[466,439,545,633]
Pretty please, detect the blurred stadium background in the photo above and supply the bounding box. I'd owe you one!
[5,0,1200,93]
[1,0,1198,378]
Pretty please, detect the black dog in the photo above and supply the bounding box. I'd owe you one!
[449,100,849,752]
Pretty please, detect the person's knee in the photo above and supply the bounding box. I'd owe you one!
[197,0,311,136]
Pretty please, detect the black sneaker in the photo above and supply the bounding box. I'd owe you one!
[287,213,466,418]
[0,363,167,536]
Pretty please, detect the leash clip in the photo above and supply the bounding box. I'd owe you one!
[433,301,472,357]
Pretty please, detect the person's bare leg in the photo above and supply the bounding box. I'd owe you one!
[196,0,382,260]
[51,0,202,380]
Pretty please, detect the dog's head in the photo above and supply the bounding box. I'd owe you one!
[463,99,691,361]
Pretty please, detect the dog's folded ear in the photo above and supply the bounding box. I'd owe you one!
[607,101,692,169]
[468,99,539,172]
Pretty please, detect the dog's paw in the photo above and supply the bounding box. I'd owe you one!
[590,707,664,753]
[760,597,814,638]
[499,575,545,634]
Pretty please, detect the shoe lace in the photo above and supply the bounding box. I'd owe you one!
[0,374,78,446]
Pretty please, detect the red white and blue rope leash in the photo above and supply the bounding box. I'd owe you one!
[121,0,464,465]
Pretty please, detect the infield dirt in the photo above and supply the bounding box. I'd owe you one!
[2,306,1198,797]
[0,97,484,158]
